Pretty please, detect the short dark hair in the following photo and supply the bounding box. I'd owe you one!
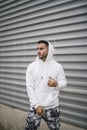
[38,40,49,47]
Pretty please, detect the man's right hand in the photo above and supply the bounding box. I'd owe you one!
[36,106,44,115]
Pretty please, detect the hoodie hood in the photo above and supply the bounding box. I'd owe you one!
[46,41,55,61]
[37,40,55,62]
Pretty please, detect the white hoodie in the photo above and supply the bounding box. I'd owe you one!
[26,41,67,109]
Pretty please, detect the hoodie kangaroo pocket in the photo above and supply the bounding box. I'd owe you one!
[36,92,52,107]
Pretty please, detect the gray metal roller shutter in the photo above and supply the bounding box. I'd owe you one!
[0,0,87,129]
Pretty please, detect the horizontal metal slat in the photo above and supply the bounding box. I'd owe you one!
[0,42,36,50]
[0,89,27,99]
[0,99,28,111]
[0,74,25,81]
[0,84,26,93]
[62,88,87,95]
[0,96,28,109]
[0,48,36,55]
[0,56,34,63]
[55,54,87,62]
[0,62,27,68]
[0,78,25,86]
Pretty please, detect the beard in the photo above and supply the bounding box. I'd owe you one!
[38,54,48,61]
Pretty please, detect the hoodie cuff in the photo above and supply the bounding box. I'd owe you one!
[34,103,41,109]
[58,80,67,89]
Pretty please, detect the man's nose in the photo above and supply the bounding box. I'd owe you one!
[37,49,41,54]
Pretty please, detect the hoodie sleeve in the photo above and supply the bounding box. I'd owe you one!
[57,64,67,89]
[26,66,40,108]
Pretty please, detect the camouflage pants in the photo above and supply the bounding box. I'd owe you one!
[25,106,60,130]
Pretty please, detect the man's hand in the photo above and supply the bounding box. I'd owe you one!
[36,106,44,115]
[48,77,58,87]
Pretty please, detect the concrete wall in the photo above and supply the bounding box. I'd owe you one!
[0,104,85,130]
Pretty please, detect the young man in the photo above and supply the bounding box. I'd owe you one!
[25,40,67,130]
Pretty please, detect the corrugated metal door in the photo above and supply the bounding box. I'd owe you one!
[0,0,87,129]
